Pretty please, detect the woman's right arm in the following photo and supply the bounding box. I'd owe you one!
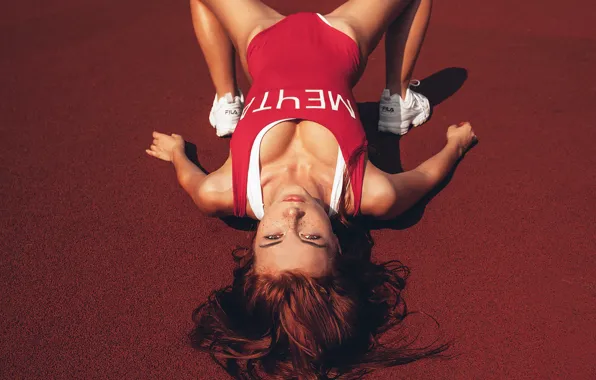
[146,131,234,217]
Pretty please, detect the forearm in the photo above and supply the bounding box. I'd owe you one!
[379,126,474,219]
[171,148,207,195]
[415,140,462,186]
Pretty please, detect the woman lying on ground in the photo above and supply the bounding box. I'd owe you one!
[147,0,476,377]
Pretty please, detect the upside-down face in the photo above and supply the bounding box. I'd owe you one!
[254,186,339,277]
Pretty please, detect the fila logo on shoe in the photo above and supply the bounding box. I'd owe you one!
[225,110,239,115]
[382,106,395,113]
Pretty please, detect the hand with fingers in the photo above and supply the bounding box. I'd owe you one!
[146,131,185,162]
[447,122,478,157]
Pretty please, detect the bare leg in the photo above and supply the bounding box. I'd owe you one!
[385,0,432,98]
[198,0,282,69]
[191,0,282,136]
[331,0,431,133]
[190,0,238,98]
[328,0,413,58]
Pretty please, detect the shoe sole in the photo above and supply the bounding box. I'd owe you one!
[378,99,431,135]
[209,110,216,128]
[378,121,409,135]
[209,91,244,129]
[378,112,429,135]
[209,105,239,137]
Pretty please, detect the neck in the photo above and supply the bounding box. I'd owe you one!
[261,171,327,209]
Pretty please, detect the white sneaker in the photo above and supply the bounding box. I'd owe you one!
[378,83,430,135]
[209,91,244,137]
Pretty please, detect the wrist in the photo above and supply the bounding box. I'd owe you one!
[171,145,186,164]
[446,138,463,157]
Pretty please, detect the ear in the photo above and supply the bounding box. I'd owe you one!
[334,234,342,254]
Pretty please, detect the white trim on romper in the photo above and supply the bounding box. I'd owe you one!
[316,13,333,27]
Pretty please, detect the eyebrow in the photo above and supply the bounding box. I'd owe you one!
[258,239,328,249]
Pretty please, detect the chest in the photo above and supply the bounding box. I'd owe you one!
[258,120,340,169]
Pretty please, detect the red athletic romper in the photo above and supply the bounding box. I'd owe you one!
[231,13,367,217]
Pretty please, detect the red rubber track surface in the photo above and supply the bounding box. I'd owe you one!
[2,1,595,378]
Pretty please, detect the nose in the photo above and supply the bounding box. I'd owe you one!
[284,207,305,219]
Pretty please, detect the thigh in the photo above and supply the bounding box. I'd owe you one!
[201,0,283,59]
[328,0,413,57]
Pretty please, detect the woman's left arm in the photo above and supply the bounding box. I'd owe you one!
[361,122,476,219]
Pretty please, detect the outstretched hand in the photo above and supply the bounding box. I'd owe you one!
[447,122,477,156]
[146,131,185,162]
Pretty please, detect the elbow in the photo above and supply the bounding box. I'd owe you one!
[177,171,196,195]
[192,181,223,217]
[379,170,434,220]
[195,203,220,218]
[367,185,399,220]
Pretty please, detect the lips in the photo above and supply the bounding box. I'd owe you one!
[283,195,305,203]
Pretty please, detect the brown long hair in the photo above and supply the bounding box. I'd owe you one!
[190,155,448,378]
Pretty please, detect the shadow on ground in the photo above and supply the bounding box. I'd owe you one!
[417,67,468,107]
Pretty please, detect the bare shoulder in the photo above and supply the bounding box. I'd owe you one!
[359,161,397,217]
[195,155,234,216]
